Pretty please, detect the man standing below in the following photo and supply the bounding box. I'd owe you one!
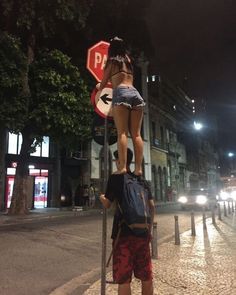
[100,148,154,295]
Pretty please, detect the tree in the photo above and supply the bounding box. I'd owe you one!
[0,33,28,131]
[6,47,92,214]
[0,0,154,214]
[0,1,93,214]
[0,33,28,210]
[29,49,92,143]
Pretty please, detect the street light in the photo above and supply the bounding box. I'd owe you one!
[193,121,203,131]
[192,120,204,189]
[227,152,235,176]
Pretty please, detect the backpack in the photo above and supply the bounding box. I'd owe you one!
[106,173,151,267]
[118,173,151,235]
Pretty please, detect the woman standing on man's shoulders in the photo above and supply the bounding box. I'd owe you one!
[98,37,145,176]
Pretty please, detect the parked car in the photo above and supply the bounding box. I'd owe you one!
[178,189,217,210]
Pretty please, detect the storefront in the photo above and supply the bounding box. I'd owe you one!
[3,131,88,211]
[5,132,52,210]
[5,167,49,209]
[5,170,48,209]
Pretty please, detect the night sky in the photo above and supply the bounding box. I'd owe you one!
[145,0,236,150]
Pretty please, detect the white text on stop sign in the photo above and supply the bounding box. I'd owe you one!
[94,52,107,70]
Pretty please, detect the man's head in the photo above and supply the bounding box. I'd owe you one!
[113,148,133,166]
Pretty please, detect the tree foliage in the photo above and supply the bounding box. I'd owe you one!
[29,49,92,144]
[0,1,94,214]
[0,0,154,214]
[5,44,92,215]
[0,33,28,131]
[0,0,92,36]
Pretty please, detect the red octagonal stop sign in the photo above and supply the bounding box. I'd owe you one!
[86,41,110,82]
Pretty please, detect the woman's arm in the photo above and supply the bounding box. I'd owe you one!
[98,61,112,91]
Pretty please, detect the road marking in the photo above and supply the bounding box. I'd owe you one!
[49,268,101,295]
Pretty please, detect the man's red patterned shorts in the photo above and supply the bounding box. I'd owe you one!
[112,235,153,284]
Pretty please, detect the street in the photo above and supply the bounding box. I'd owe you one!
[0,210,205,295]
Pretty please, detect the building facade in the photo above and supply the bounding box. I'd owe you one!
[0,66,221,210]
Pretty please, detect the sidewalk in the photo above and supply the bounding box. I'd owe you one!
[84,215,236,295]
[0,201,180,226]
[0,207,102,226]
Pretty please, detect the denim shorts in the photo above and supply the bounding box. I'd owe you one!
[112,86,146,109]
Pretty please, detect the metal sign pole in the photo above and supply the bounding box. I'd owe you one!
[101,116,108,295]
[87,40,111,295]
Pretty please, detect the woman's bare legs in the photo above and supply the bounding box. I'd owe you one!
[112,105,130,174]
[129,107,144,175]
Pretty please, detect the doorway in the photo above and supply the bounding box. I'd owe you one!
[33,176,48,208]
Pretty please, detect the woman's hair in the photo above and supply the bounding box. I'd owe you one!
[107,36,133,72]
[108,37,126,57]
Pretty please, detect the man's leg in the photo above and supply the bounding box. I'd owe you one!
[113,237,133,293]
[118,283,131,295]
[141,279,154,295]
[133,236,153,294]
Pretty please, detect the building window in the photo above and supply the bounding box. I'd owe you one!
[151,122,156,144]
[8,133,21,154]
[160,126,164,148]
[7,133,49,157]
[31,137,49,157]
[166,129,170,144]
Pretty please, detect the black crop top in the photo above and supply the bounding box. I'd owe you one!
[110,70,133,78]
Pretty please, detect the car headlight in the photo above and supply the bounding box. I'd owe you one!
[230,191,236,201]
[196,195,207,205]
[61,195,66,202]
[220,191,229,201]
[178,196,187,203]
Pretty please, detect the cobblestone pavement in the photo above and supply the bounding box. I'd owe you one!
[84,214,236,295]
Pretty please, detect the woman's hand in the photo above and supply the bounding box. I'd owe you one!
[96,82,101,90]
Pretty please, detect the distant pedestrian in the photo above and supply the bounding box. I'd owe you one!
[100,148,154,295]
[89,184,96,208]
[98,37,145,176]
[82,185,89,207]
[167,186,173,202]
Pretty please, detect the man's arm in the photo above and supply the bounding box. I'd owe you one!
[100,194,112,209]
[144,179,155,232]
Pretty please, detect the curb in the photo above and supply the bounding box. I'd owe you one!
[48,268,101,295]
[0,209,103,226]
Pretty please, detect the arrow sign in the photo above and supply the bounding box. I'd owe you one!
[100,94,112,105]
[91,84,113,119]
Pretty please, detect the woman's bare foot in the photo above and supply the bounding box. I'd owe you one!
[134,170,142,176]
[113,168,127,175]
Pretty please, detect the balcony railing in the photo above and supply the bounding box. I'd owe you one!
[152,138,167,151]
